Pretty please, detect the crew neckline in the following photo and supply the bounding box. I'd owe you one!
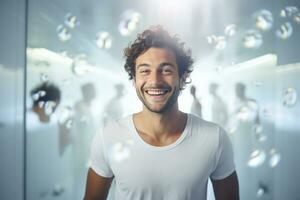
[128,113,191,151]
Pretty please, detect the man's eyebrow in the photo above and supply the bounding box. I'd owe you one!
[136,63,150,69]
[159,62,176,68]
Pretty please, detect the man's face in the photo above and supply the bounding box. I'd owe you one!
[134,47,181,113]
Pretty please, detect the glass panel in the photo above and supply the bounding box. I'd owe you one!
[25,0,300,200]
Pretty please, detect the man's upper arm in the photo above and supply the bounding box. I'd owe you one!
[84,168,113,200]
[211,171,239,200]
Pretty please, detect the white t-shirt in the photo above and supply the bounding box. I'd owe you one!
[90,114,235,200]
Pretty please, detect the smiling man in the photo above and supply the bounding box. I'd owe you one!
[84,26,239,200]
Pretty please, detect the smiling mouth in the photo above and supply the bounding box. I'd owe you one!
[144,88,170,96]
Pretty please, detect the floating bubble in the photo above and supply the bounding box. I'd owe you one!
[58,106,73,125]
[253,10,274,31]
[119,10,141,36]
[243,30,263,49]
[226,118,239,134]
[64,13,80,28]
[257,187,265,198]
[111,142,130,163]
[293,13,300,23]
[207,35,218,44]
[269,148,281,168]
[224,24,237,37]
[65,119,73,129]
[38,101,45,108]
[280,6,298,18]
[248,149,266,167]
[40,73,49,82]
[276,22,293,40]
[56,25,71,42]
[256,133,267,142]
[215,36,227,50]
[237,100,258,122]
[72,54,91,76]
[252,123,263,134]
[32,90,46,101]
[96,32,112,49]
[44,101,57,116]
[282,87,297,107]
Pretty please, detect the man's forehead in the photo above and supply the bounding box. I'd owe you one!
[135,47,177,65]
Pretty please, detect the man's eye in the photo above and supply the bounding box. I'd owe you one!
[140,70,150,74]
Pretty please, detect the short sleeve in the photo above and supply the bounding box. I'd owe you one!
[210,127,235,180]
[89,129,114,178]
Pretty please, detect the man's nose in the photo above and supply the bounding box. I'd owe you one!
[149,70,163,84]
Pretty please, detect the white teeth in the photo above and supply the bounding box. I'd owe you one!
[146,89,167,95]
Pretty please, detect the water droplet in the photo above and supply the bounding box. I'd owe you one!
[96,32,112,49]
[280,6,298,18]
[119,10,141,36]
[276,22,293,40]
[72,54,91,76]
[56,25,71,42]
[38,101,45,108]
[215,36,227,50]
[32,90,46,101]
[282,87,297,107]
[111,142,130,163]
[248,149,266,167]
[252,123,263,134]
[207,35,218,44]
[237,100,258,122]
[293,13,300,23]
[58,106,73,125]
[44,101,57,116]
[269,148,281,168]
[65,119,73,129]
[40,73,49,82]
[257,187,265,198]
[224,24,237,37]
[64,13,80,28]
[253,10,273,31]
[243,30,263,49]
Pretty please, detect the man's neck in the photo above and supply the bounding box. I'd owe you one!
[133,104,187,142]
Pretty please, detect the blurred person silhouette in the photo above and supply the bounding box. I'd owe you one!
[72,82,98,198]
[102,83,125,125]
[190,85,202,118]
[209,83,228,128]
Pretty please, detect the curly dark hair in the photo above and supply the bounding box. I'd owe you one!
[123,25,193,85]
